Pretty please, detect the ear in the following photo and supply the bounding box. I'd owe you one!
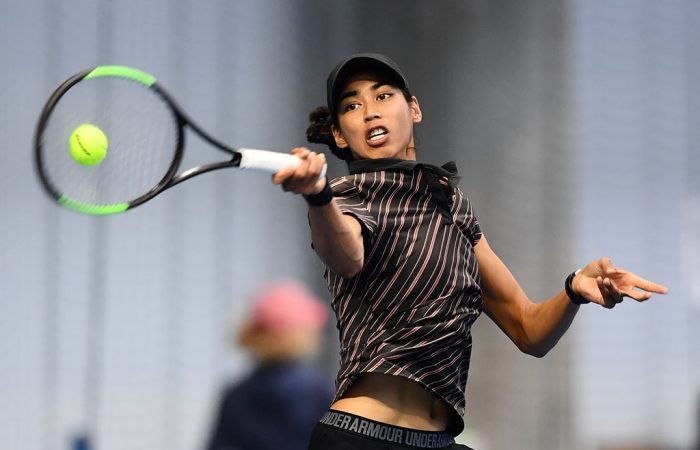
[331,124,349,148]
[410,96,423,124]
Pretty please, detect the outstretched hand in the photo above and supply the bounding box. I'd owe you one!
[573,257,668,309]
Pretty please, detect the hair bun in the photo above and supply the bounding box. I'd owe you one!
[305,105,353,162]
[306,106,333,144]
[309,106,331,125]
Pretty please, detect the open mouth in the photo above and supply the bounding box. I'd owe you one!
[367,127,388,142]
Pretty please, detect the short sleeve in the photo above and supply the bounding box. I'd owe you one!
[454,187,482,246]
[330,177,378,246]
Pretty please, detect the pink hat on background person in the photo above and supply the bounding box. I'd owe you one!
[249,280,328,334]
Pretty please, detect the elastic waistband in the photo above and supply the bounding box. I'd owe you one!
[318,410,455,449]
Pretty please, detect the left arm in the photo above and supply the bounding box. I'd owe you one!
[475,235,668,358]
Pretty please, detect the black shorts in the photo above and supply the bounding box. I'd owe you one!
[308,410,474,450]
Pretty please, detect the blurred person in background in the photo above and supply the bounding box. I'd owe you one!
[205,280,334,450]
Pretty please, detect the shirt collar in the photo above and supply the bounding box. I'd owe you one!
[348,158,460,183]
[348,158,419,174]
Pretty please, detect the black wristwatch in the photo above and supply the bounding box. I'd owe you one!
[565,269,590,305]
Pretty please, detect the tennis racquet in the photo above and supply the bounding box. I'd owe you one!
[34,65,324,215]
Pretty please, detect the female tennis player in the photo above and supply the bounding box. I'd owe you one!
[273,53,668,450]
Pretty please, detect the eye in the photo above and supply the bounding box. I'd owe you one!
[377,92,393,101]
[343,102,360,112]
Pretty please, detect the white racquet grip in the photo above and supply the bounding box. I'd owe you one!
[238,149,327,178]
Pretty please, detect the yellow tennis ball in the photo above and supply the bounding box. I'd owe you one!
[69,124,108,166]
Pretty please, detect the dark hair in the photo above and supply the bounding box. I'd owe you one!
[306,87,414,163]
[306,106,352,161]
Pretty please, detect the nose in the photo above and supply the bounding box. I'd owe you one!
[363,105,380,122]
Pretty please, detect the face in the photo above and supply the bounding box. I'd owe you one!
[331,73,422,160]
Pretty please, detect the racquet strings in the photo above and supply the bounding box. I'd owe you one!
[39,76,179,208]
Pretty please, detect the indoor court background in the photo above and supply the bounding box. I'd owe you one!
[0,1,698,449]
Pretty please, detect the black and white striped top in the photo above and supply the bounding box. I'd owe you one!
[323,158,483,436]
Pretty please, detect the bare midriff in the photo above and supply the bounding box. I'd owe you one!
[330,373,451,431]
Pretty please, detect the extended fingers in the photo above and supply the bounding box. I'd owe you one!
[585,259,668,309]
[605,267,669,295]
[634,276,669,295]
[621,289,653,302]
[619,276,665,303]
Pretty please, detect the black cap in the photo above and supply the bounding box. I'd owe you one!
[326,53,410,116]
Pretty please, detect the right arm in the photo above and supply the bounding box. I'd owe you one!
[272,147,364,278]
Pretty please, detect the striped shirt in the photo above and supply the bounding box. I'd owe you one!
[323,158,483,436]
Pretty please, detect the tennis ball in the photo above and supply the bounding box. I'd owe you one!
[69,124,108,166]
